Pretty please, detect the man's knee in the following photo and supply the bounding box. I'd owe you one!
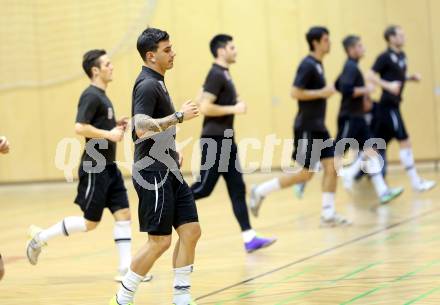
[177,223,201,245]
[113,208,131,221]
[85,220,99,231]
[149,235,172,255]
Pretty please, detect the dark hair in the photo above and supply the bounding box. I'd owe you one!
[82,49,106,79]
[384,25,399,42]
[306,26,329,51]
[210,34,233,58]
[137,27,170,61]
[342,35,360,53]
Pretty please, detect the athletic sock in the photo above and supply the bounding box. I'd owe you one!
[39,216,87,243]
[255,178,281,197]
[344,154,363,179]
[114,221,132,273]
[241,229,257,243]
[116,268,143,305]
[173,265,193,305]
[366,156,388,197]
[321,192,335,219]
[399,148,421,187]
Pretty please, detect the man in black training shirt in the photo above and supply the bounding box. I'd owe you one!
[250,26,351,227]
[26,50,138,283]
[367,25,436,192]
[191,34,276,253]
[110,28,200,305]
[335,35,403,204]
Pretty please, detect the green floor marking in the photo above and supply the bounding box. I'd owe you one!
[273,261,382,305]
[214,265,317,305]
[339,260,440,305]
[403,285,440,305]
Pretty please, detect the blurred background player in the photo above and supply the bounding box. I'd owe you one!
[25,50,142,283]
[367,25,436,192]
[334,35,403,204]
[191,34,276,253]
[249,27,351,227]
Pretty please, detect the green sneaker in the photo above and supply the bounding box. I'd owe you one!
[109,296,133,305]
[172,301,197,305]
[380,187,404,205]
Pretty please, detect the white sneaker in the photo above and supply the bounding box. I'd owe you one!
[320,213,352,228]
[413,179,436,193]
[26,225,46,265]
[114,269,153,283]
[249,185,264,217]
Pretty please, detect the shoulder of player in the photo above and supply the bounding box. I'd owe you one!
[134,77,162,94]
[207,66,226,79]
[300,56,315,66]
[298,56,319,72]
[344,60,359,71]
[378,50,392,61]
[79,87,102,103]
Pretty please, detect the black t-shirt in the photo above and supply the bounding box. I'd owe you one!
[293,55,327,132]
[76,85,116,165]
[336,58,365,118]
[201,63,237,136]
[132,66,179,171]
[372,48,407,107]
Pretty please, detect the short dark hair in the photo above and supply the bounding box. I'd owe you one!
[306,26,329,51]
[137,27,170,61]
[210,34,233,58]
[82,49,106,79]
[342,35,360,53]
[384,25,399,42]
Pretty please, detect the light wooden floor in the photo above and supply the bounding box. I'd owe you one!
[1,169,440,305]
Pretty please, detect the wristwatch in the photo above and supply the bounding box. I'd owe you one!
[174,111,184,123]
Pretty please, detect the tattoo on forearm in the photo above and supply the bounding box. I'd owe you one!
[135,114,178,135]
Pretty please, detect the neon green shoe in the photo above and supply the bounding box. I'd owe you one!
[109,296,134,305]
[380,187,404,205]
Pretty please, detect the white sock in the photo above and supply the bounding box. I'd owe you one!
[370,174,388,197]
[173,265,193,305]
[366,156,388,197]
[116,268,143,305]
[344,154,363,179]
[399,148,421,187]
[256,178,281,197]
[114,221,132,273]
[242,229,257,243]
[39,216,87,243]
[321,192,335,219]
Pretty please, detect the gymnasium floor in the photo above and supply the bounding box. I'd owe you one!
[1,168,439,304]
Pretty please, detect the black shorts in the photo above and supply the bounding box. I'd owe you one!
[133,170,198,236]
[372,104,409,143]
[292,129,335,169]
[74,163,129,222]
[335,116,373,155]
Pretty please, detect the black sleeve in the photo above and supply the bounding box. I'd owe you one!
[293,62,313,89]
[203,71,224,97]
[133,80,158,117]
[339,64,358,96]
[372,53,388,74]
[76,93,100,124]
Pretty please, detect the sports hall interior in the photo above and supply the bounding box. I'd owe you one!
[1,0,440,304]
